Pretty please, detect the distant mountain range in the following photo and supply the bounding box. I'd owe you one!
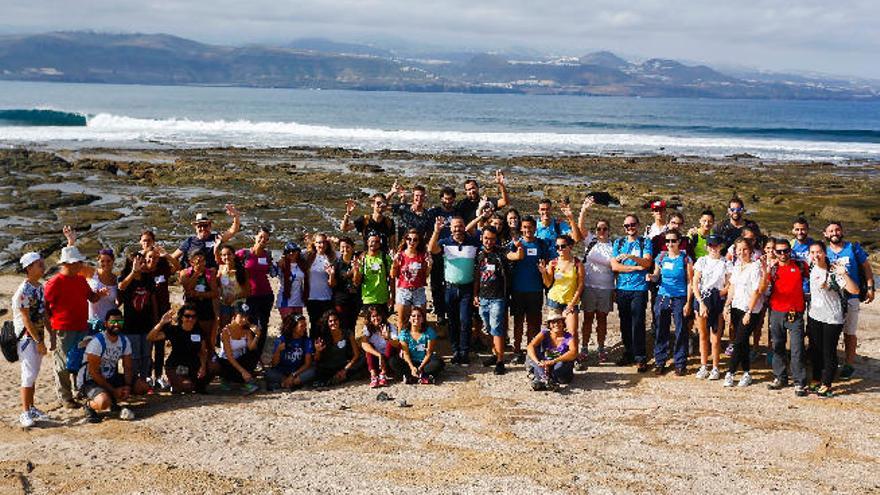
[0,31,877,100]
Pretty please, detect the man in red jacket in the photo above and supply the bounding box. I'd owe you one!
[45,244,109,408]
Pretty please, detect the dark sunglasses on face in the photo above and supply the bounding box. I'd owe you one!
[556,244,569,249]
[729,207,744,212]
[596,226,608,231]
[665,239,680,244]
[623,223,637,228]
[407,237,418,241]
[182,313,197,319]
[775,249,791,254]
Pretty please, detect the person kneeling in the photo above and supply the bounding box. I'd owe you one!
[361,305,401,388]
[147,304,210,394]
[211,301,261,395]
[526,311,577,391]
[395,307,444,384]
[265,314,316,391]
[76,309,148,423]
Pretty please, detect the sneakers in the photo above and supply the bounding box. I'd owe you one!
[636,362,650,373]
[458,354,471,367]
[156,377,171,391]
[510,352,526,365]
[794,384,808,397]
[28,406,49,422]
[19,411,34,428]
[418,374,435,385]
[724,343,734,356]
[404,375,417,385]
[597,349,608,363]
[839,364,855,380]
[723,372,735,388]
[767,378,787,390]
[654,365,666,375]
[695,366,709,379]
[674,367,687,377]
[574,354,589,372]
[531,379,547,391]
[483,356,499,367]
[816,385,834,398]
[119,407,135,421]
[494,362,507,375]
[708,368,721,381]
[84,406,102,424]
[615,355,635,367]
[369,376,380,388]
[738,372,752,387]
[450,353,462,365]
[378,374,388,387]
[242,382,259,396]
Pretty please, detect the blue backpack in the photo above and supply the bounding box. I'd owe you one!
[65,331,129,375]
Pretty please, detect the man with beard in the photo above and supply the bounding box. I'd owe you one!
[714,197,761,252]
[823,221,875,379]
[172,205,241,269]
[455,171,509,224]
[790,217,814,264]
[388,182,434,240]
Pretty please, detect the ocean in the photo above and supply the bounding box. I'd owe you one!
[1,80,879,161]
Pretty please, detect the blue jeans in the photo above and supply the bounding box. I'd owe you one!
[653,295,688,368]
[479,298,506,338]
[616,290,648,363]
[526,356,574,384]
[445,283,474,356]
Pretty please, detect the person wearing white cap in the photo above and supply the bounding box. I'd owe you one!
[171,204,241,269]
[12,252,51,427]
[526,310,578,391]
[45,238,111,408]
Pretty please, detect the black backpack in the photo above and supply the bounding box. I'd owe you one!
[1,321,26,363]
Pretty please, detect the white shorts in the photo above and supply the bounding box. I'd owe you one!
[843,299,860,336]
[19,338,43,388]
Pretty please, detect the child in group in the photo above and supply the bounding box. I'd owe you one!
[266,314,316,390]
[360,305,400,388]
[12,253,51,428]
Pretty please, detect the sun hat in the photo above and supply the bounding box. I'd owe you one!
[191,213,212,225]
[58,246,87,264]
[545,307,566,323]
[19,252,42,269]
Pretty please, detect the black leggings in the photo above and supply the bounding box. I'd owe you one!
[728,308,757,374]
[807,317,843,387]
[215,351,259,383]
[306,299,334,337]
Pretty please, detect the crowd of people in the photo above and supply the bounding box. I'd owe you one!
[7,172,876,428]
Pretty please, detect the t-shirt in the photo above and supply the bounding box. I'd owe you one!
[651,233,693,260]
[395,251,429,289]
[398,327,436,364]
[612,237,653,292]
[391,204,433,238]
[276,263,305,309]
[768,261,807,313]
[427,206,457,239]
[475,249,509,299]
[440,235,481,285]
[713,219,761,251]
[510,238,549,293]
[694,256,730,295]
[237,249,274,297]
[644,223,667,239]
[12,280,44,334]
[456,197,498,224]
[729,261,765,313]
[77,333,131,387]
[826,241,869,300]
[308,254,333,301]
[808,265,846,325]
[162,323,203,369]
[333,259,360,303]
[44,273,91,331]
[87,275,118,323]
[120,275,155,335]
[353,215,395,252]
[273,335,314,374]
[178,233,220,269]
[791,238,813,263]
[316,333,354,371]
[657,252,690,298]
[535,218,572,259]
[146,258,173,313]
[362,323,398,354]
[691,232,710,260]
[537,329,573,360]
[361,252,393,304]
[582,234,614,290]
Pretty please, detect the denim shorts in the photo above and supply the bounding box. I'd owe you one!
[547,298,579,313]
[396,287,427,307]
[479,298,507,338]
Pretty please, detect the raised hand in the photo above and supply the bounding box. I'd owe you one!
[495,170,505,186]
[345,199,357,215]
[560,203,574,218]
[434,216,445,232]
[160,308,175,325]
[581,195,595,211]
[225,203,240,218]
[62,225,76,246]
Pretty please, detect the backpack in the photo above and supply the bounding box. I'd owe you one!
[65,331,129,376]
[581,237,600,264]
[614,236,649,260]
[1,321,26,363]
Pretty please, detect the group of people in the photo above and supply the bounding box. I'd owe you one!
[8,172,876,428]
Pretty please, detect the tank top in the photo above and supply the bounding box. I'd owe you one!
[88,273,118,321]
[218,265,245,305]
[547,260,578,305]
[219,332,249,360]
[658,252,689,298]
[538,329,573,360]
[308,254,333,301]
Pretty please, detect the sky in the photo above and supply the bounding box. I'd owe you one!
[1,0,878,79]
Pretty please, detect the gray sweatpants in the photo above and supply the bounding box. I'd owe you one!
[769,310,806,386]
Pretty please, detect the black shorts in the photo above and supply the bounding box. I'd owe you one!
[79,374,126,400]
[696,289,725,333]
[510,291,543,318]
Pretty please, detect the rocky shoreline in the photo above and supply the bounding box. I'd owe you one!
[1,146,878,271]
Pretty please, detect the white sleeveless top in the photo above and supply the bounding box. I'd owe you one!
[88,273,118,321]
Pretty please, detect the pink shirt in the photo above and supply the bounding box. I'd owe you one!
[237,249,273,297]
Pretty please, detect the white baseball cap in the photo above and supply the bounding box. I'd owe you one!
[19,252,42,269]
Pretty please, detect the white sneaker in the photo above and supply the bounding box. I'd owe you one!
[738,371,752,387]
[19,411,34,428]
[156,377,171,391]
[119,407,135,421]
[28,406,49,421]
[723,372,735,387]
[145,377,155,388]
[695,366,709,379]
[708,368,721,381]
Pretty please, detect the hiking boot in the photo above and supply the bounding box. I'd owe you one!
[493,362,507,375]
[838,364,855,380]
[84,406,102,424]
[767,378,787,390]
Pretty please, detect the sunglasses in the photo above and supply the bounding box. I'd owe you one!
[623,223,638,228]
[556,244,570,249]
[182,313,197,319]
[729,207,744,212]
[406,237,419,241]
[107,319,125,326]
[775,249,791,254]
[596,226,609,231]
[665,239,680,244]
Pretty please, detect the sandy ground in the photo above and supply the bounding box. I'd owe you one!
[1,274,879,494]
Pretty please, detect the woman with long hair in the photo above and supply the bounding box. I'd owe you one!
[214,243,250,330]
[312,309,363,387]
[332,237,361,333]
[391,229,430,328]
[276,241,309,319]
[304,233,337,332]
[395,307,444,384]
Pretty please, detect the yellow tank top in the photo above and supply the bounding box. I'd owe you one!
[548,260,578,304]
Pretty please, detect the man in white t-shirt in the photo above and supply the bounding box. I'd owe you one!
[76,309,148,423]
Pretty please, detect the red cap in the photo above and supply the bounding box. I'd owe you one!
[650,200,667,211]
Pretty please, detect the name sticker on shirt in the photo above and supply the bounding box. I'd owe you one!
[190,333,202,343]
[630,246,641,256]
[205,241,215,248]
[220,276,230,286]
[258,258,268,266]
[485,264,496,272]
[554,271,564,280]
[195,284,206,292]
[371,263,381,271]
[154,275,166,284]
[662,262,674,270]
[527,248,538,257]
[411,262,423,270]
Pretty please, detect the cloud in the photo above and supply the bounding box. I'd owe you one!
[1,0,879,78]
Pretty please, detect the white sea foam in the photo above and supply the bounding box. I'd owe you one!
[2,113,880,161]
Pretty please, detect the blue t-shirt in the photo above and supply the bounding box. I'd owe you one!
[273,336,314,374]
[826,241,868,300]
[439,235,481,284]
[535,219,572,259]
[509,238,549,293]
[398,327,436,364]
[657,252,690,297]
[791,237,814,294]
[612,236,653,292]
